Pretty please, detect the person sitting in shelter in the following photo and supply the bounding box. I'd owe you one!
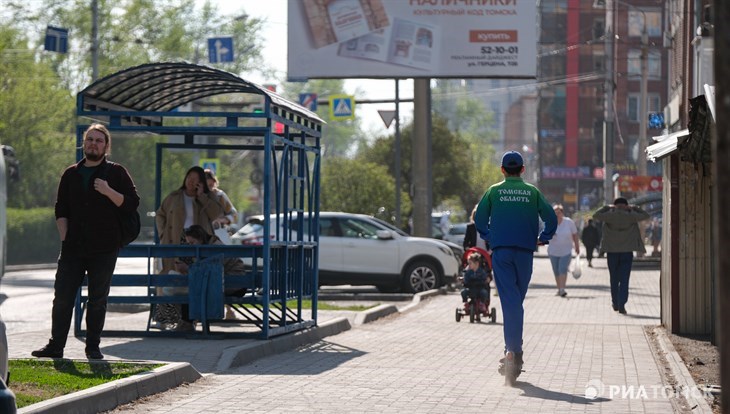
[154,166,224,330]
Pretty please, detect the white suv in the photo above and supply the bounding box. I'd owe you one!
[232,212,461,293]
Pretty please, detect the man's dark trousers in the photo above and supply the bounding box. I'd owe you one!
[49,244,117,349]
[607,252,633,309]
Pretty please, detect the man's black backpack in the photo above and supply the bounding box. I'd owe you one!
[101,162,141,246]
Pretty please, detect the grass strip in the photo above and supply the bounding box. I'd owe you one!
[8,359,163,408]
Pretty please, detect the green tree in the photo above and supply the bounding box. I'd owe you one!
[359,115,483,214]
[18,0,268,91]
[0,24,76,208]
[320,157,410,218]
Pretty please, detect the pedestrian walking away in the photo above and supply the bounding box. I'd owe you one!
[32,123,140,360]
[474,150,557,385]
[581,219,601,267]
[547,204,579,297]
[592,198,650,315]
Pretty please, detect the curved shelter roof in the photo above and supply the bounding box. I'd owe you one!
[77,61,323,127]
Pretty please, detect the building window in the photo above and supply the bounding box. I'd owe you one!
[627,49,662,79]
[627,94,661,122]
[593,50,605,72]
[628,9,662,37]
[593,17,605,39]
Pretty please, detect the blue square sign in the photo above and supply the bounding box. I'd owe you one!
[208,37,234,63]
[45,26,68,53]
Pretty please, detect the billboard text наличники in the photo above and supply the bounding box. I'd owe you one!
[288,0,537,79]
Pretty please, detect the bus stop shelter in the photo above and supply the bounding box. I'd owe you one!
[74,62,325,339]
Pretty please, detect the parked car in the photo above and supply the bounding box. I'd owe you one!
[443,222,468,246]
[231,212,461,293]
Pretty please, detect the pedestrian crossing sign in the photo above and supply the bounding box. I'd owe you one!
[329,95,355,120]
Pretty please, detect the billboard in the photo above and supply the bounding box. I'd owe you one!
[288,0,537,79]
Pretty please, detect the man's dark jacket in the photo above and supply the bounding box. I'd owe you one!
[55,158,140,254]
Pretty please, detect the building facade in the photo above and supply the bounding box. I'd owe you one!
[537,0,667,214]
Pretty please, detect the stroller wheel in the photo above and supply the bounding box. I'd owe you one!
[491,307,497,323]
[469,301,476,323]
[455,308,462,322]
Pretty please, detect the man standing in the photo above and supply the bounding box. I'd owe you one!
[32,124,139,360]
[474,151,557,385]
[592,198,649,315]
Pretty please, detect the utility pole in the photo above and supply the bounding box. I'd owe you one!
[91,0,99,81]
[637,11,649,178]
[412,78,432,237]
[603,0,615,204]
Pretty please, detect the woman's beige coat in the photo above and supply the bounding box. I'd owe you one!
[155,188,224,273]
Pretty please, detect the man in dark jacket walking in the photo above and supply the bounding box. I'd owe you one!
[32,124,140,360]
[581,219,601,267]
[593,198,649,315]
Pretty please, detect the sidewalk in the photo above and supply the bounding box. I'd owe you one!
[10,257,712,413]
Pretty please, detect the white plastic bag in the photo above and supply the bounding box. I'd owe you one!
[571,256,583,279]
[212,222,232,245]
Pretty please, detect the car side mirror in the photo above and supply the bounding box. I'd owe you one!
[376,230,394,240]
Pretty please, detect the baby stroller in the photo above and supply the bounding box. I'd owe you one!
[455,247,497,323]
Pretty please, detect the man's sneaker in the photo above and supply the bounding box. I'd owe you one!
[85,347,104,360]
[618,307,627,314]
[499,351,522,386]
[31,344,64,359]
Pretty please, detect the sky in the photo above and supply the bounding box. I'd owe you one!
[206,0,414,134]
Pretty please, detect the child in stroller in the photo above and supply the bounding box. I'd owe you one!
[456,249,497,323]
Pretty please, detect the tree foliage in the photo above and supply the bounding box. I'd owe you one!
[358,115,492,215]
[18,0,268,91]
[320,157,410,218]
[0,24,76,208]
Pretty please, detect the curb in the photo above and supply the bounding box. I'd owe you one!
[217,317,352,371]
[18,362,200,414]
[652,326,714,413]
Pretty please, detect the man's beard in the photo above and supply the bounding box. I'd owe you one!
[85,150,104,162]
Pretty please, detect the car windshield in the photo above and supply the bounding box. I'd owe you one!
[370,217,409,237]
[236,221,263,237]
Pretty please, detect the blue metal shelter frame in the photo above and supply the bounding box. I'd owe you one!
[74,62,324,339]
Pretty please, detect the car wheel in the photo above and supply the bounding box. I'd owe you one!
[402,261,440,293]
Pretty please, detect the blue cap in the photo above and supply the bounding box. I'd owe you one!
[501,151,524,168]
